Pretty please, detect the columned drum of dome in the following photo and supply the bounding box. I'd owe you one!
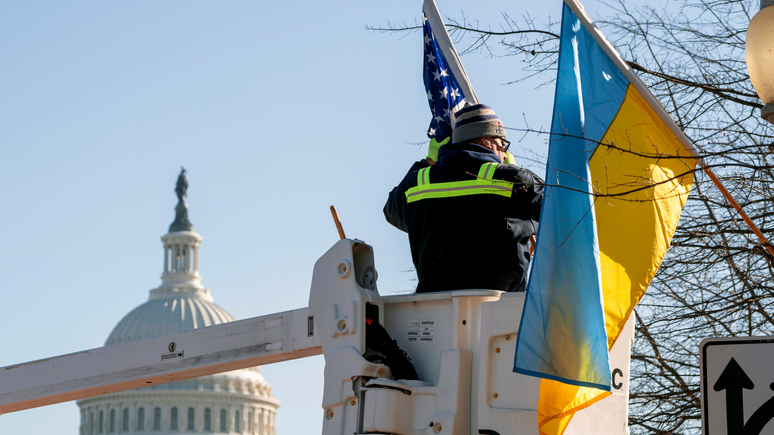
[77,172,279,435]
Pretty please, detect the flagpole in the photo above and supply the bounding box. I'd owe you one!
[700,167,774,257]
[564,0,774,258]
[422,0,479,104]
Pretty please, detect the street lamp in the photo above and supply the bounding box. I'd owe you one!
[746,0,774,123]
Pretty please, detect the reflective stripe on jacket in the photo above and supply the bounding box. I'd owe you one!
[405,163,513,203]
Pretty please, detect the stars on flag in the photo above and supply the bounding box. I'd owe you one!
[422,12,467,141]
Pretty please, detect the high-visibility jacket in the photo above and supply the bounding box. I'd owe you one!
[384,142,543,293]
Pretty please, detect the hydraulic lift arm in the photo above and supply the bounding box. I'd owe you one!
[0,307,320,414]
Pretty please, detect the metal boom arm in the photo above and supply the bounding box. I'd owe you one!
[0,307,321,415]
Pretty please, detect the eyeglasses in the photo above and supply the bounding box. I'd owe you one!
[484,137,512,153]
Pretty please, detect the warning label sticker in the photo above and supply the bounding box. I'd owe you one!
[161,351,184,361]
[407,319,435,343]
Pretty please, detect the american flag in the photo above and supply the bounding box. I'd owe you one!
[423,12,469,141]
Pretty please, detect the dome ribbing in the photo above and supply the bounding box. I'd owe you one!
[105,291,235,346]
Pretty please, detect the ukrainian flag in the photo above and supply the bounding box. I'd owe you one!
[513,1,697,434]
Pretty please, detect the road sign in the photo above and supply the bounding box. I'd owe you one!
[701,337,774,435]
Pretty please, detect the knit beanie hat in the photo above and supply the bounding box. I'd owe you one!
[451,104,507,143]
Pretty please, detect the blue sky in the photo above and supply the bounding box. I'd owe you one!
[0,1,567,433]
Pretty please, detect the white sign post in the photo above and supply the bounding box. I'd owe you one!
[701,337,774,435]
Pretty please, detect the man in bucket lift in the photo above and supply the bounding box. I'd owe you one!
[384,104,543,293]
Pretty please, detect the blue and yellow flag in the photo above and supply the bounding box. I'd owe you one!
[513,1,697,434]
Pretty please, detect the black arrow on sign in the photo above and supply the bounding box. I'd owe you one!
[713,358,774,435]
[743,383,774,435]
[714,357,754,435]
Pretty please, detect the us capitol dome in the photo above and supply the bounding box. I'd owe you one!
[77,170,279,434]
